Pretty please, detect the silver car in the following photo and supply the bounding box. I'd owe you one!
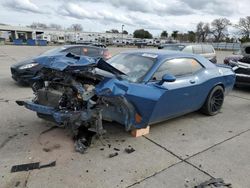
[158,43,217,63]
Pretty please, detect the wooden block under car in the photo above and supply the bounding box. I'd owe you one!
[131,126,150,137]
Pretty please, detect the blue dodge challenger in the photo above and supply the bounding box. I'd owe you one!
[17,50,235,135]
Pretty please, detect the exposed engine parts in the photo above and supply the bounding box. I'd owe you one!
[30,68,107,153]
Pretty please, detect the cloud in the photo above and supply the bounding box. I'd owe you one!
[59,2,134,25]
[60,3,102,20]
[79,0,193,16]
[0,0,249,35]
[180,0,238,16]
[4,0,45,14]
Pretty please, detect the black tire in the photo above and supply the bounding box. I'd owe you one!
[201,85,224,116]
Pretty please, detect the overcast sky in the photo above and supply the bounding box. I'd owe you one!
[0,0,249,36]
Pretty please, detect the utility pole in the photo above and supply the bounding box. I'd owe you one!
[121,24,124,45]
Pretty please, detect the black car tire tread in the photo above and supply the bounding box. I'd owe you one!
[201,85,224,116]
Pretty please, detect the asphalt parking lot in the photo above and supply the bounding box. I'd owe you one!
[0,45,250,188]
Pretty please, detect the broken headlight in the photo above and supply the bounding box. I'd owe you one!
[19,62,39,70]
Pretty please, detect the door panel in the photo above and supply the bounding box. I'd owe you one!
[149,74,200,123]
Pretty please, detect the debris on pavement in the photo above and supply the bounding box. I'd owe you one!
[11,161,56,173]
[113,148,120,151]
[43,144,61,152]
[125,147,135,154]
[109,152,118,158]
[74,126,97,154]
[194,178,232,188]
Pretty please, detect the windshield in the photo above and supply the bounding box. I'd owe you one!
[107,53,156,82]
[163,45,185,51]
[40,46,66,56]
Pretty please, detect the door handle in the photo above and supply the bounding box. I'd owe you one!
[189,80,196,84]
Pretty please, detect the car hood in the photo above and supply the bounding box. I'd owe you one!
[11,51,65,68]
[34,53,126,75]
[11,58,35,68]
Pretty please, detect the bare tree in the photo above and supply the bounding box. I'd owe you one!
[49,23,62,30]
[30,22,47,29]
[70,24,83,32]
[211,18,231,42]
[235,16,250,39]
[196,22,210,42]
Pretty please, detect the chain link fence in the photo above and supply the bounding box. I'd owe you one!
[211,42,240,51]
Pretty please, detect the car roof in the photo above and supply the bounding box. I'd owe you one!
[120,49,198,60]
[162,43,213,47]
[63,45,105,50]
[119,49,215,69]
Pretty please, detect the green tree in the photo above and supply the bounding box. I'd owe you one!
[106,29,119,33]
[111,29,119,33]
[122,30,128,34]
[133,29,153,39]
[239,36,250,43]
[161,30,168,38]
[171,30,178,40]
[187,31,196,42]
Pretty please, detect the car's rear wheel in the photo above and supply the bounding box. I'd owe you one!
[201,85,224,116]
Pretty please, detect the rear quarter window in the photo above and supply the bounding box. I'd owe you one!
[202,45,214,53]
[82,47,101,57]
[193,45,203,54]
[182,46,193,53]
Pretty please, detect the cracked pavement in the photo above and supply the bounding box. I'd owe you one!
[0,46,249,188]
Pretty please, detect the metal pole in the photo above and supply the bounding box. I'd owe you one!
[122,24,124,46]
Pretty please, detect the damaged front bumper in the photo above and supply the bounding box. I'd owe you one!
[16,100,104,133]
[16,95,139,132]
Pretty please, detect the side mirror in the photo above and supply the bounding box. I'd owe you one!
[159,73,176,85]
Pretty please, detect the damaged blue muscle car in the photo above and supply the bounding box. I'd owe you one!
[17,50,235,140]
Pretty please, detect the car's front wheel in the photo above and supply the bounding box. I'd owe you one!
[201,85,224,116]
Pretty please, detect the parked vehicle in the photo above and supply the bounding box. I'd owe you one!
[36,34,51,43]
[224,43,250,86]
[17,50,235,138]
[158,43,217,64]
[10,45,112,85]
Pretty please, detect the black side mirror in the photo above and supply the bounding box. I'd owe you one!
[159,73,176,85]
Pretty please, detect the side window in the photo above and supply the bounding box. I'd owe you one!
[182,46,193,53]
[193,45,203,54]
[82,47,100,57]
[65,47,81,55]
[202,45,214,53]
[152,58,203,80]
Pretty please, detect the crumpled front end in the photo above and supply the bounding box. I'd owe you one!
[16,55,142,133]
[16,62,141,153]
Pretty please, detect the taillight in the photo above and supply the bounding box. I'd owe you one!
[103,50,112,60]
